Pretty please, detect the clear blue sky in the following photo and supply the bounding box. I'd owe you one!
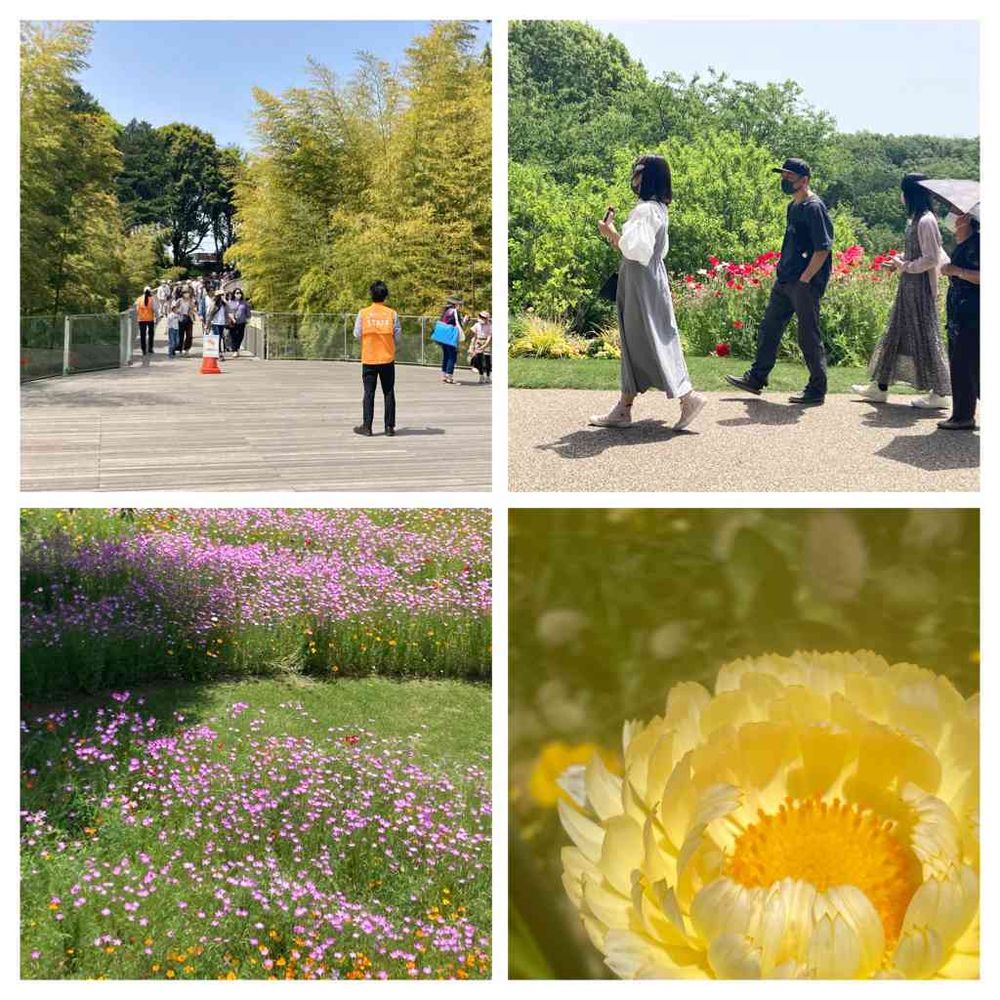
[592,20,979,138]
[78,20,490,150]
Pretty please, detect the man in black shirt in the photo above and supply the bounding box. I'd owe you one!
[726,157,834,405]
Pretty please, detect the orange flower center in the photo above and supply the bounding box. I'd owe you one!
[724,796,922,942]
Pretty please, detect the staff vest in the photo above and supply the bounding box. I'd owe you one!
[358,304,397,364]
[136,297,155,322]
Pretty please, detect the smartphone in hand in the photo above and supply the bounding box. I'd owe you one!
[602,206,616,225]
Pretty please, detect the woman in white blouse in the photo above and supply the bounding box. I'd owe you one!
[853,173,951,408]
[591,155,706,430]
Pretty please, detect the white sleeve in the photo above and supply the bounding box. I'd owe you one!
[618,202,660,266]
[899,214,947,274]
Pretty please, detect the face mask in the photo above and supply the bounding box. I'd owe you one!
[781,178,797,195]
[943,213,958,233]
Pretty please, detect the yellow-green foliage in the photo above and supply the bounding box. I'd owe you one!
[230,23,492,317]
[509,316,586,359]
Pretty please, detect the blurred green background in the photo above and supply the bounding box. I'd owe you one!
[508,508,979,979]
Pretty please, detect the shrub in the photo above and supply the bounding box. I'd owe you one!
[508,315,586,358]
[585,323,621,360]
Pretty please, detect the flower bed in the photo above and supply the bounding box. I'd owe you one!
[21,509,492,697]
[21,690,491,979]
[675,245,945,366]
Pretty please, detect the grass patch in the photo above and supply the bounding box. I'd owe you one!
[509,356,919,394]
[22,677,491,980]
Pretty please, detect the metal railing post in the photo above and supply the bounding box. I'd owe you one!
[420,317,426,365]
[62,316,72,375]
[343,314,349,360]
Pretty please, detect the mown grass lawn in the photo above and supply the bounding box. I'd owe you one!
[22,677,491,980]
[509,356,919,394]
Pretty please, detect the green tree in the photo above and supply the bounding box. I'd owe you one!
[20,21,123,314]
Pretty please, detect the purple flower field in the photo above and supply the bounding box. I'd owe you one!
[21,508,492,696]
[22,687,491,979]
[20,508,492,979]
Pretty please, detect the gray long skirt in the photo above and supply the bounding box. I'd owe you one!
[617,259,692,398]
[868,274,950,395]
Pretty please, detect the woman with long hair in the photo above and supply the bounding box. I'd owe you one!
[135,286,156,355]
[591,154,705,430]
[228,288,251,357]
[853,173,951,408]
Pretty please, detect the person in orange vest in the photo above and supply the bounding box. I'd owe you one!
[135,286,156,355]
[353,280,402,437]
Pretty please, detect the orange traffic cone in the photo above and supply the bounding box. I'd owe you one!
[200,330,222,374]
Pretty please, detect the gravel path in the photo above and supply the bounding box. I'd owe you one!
[509,389,979,492]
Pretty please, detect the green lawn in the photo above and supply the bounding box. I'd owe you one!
[509,356,919,394]
[22,677,491,980]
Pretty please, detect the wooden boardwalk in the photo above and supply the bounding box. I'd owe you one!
[22,351,491,492]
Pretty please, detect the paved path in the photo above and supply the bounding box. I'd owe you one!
[22,352,491,491]
[509,389,979,492]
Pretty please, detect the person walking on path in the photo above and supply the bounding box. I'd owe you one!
[726,157,834,406]
[206,291,229,362]
[853,174,951,410]
[468,311,492,383]
[227,289,251,357]
[177,286,195,355]
[353,279,401,437]
[435,298,464,384]
[938,212,980,430]
[155,280,171,321]
[167,289,182,358]
[135,286,156,355]
[590,154,706,430]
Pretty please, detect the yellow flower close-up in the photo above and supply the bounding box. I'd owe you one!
[559,651,979,979]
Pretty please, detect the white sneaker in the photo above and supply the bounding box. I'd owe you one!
[852,382,888,403]
[911,392,950,410]
[674,391,706,430]
[589,402,632,428]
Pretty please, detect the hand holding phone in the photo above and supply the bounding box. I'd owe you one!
[602,206,616,225]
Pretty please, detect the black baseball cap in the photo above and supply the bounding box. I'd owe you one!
[772,157,811,177]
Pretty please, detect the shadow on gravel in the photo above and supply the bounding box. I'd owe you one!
[538,419,682,459]
[715,397,807,428]
[392,427,446,436]
[877,431,980,473]
[857,401,945,429]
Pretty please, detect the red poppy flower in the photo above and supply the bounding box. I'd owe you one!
[715,342,731,356]
[343,735,360,746]
[708,255,720,267]
[731,321,743,330]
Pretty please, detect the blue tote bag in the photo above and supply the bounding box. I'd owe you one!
[430,320,460,348]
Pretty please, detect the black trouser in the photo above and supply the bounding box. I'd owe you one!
[471,352,492,377]
[947,317,980,421]
[362,362,396,430]
[748,280,827,395]
[138,321,154,354]
[179,316,193,352]
[230,323,246,352]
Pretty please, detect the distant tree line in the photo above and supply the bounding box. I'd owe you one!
[509,20,979,325]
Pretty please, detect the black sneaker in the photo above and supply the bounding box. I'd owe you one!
[789,392,825,406]
[385,427,396,437]
[353,425,373,436]
[724,373,763,395]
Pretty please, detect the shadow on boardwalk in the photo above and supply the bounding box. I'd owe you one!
[22,357,491,491]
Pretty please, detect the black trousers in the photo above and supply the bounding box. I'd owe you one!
[179,316,193,352]
[947,318,980,421]
[748,281,827,395]
[362,362,396,430]
[230,323,246,352]
[138,321,154,354]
